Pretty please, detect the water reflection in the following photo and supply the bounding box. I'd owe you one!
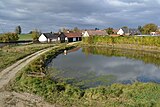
[47,46,160,88]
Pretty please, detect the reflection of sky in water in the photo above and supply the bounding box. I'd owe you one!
[48,48,160,85]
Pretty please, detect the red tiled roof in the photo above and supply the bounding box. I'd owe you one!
[64,32,82,38]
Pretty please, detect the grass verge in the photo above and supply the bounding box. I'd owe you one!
[0,43,56,71]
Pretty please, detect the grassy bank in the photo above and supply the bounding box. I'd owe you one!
[83,36,160,47]
[0,43,56,71]
[82,46,160,66]
[7,44,160,107]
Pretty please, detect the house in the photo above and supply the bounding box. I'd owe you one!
[150,32,160,36]
[59,32,82,42]
[38,33,60,43]
[150,32,156,36]
[113,29,119,34]
[117,28,141,36]
[82,30,108,37]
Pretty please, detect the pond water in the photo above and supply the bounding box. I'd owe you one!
[47,47,160,88]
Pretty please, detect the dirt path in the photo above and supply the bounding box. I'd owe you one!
[0,46,59,107]
[0,47,56,89]
[0,42,79,107]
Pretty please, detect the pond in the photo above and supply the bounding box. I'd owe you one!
[47,46,160,88]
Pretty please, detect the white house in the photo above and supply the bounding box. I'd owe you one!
[82,31,90,37]
[39,33,59,43]
[117,29,124,35]
[117,28,141,36]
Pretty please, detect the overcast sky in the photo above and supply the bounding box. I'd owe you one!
[0,0,160,33]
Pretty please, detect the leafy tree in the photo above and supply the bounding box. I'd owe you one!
[15,25,22,34]
[106,27,114,35]
[142,23,158,34]
[32,29,40,42]
[73,27,80,32]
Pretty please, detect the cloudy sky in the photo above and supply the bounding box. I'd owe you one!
[0,0,160,33]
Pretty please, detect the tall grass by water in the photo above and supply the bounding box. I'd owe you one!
[83,36,160,47]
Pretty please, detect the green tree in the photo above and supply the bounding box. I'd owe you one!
[142,23,158,34]
[106,27,114,35]
[32,29,40,42]
[15,25,22,34]
[73,27,80,32]
[138,26,144,33]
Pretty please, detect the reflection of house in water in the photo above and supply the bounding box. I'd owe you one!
[65,47,81,55]
[64,50,67,55]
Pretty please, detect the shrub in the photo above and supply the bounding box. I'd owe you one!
[0,32,19,42]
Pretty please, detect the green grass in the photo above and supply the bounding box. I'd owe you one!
[7,44,160,107]
[0,34,33,41]
[18,34,33,41]
[0,43,56,71]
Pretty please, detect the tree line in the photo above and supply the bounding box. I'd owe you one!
[0,25,41,42]
[105,23,159,35]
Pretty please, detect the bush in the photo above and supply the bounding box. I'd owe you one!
[0,32,19,42]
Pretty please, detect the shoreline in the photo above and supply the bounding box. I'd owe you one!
[82,43,160,53]
[5,42,160,107]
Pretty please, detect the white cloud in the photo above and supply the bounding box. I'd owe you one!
[107,0,144,7]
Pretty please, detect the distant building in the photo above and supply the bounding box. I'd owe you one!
[82,30,108,37]
[59,32,82,42]
[39,33,60,43]
[113,29,119,34]
[117,28,141,36]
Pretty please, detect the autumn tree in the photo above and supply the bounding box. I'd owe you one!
[0,32,19,42]
[142,23,158,34]
[106,27,114,35]
[32,29,40,42]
